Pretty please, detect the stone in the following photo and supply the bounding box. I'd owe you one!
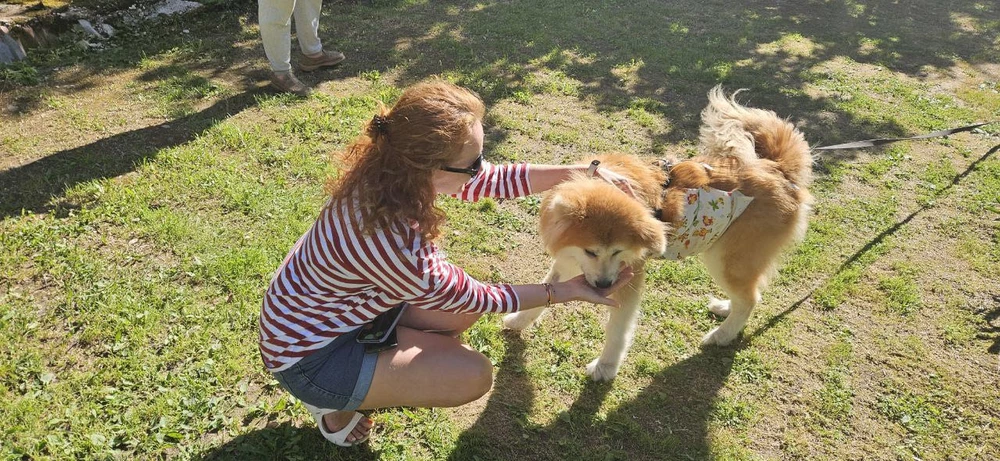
[0,31,26,61]
[57,6,92,21]
[147,0,203,19]
[9,25,42,49]
[0,40,15,64]
[77,19,102,39]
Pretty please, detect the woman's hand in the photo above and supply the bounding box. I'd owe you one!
[595,168,637,199]
[554,266,636,307]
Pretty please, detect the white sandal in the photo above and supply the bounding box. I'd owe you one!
[302,403,370,447]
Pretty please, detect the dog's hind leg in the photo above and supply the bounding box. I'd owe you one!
[701,290,759,346]
[585,264,645,381]
[707,295,731,317]
[699,248,766,347]
[503,261,568,331]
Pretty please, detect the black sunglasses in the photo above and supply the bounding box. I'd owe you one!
[440,153,484,177]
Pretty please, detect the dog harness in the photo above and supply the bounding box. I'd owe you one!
[662,187,754,260]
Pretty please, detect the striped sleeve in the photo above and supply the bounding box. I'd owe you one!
[370,227,520,314]
[451,161,532,202]
[401,240,520,313]
[331,202,520,314]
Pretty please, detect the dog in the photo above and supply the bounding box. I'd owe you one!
[503,86,812,381]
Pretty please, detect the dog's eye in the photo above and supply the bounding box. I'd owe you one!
[585,250,598,258]
[612,250,622,256]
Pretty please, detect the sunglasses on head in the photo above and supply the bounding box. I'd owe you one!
[440,153,484,177]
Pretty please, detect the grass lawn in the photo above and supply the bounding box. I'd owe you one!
[2,0,999,459]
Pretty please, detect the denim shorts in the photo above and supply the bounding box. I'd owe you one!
[271,328,378,411]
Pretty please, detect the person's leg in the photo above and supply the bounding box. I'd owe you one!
[399,308,483,337]
[291,0,345,72]
[360,326,495,408]
[321,326,493,437]
[260,0,311,95]
[291,0,322,56]
[258,0,296,72]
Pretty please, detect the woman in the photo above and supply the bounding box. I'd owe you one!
[260,81,635,446]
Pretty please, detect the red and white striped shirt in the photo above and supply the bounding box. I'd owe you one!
[259,161,532,371]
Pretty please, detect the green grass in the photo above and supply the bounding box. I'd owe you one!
[815,333,854,426]
[3,0,1000,459]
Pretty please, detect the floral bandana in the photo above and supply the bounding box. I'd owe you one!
[661,187,754,260]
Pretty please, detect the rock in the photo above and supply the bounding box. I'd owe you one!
[147,0,203,19]
[0,39,15,64]
[0,30,26,62]
[77,19,103,39]
[57,6,93,22]
[99,23,114,37]
[9,25,43,49]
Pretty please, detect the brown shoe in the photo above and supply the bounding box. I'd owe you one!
[271,71,311,96]
[299,50,346,72]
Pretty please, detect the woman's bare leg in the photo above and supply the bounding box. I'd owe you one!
[399,307,483,336]
[322,318,490,442]
[359,326,494,409]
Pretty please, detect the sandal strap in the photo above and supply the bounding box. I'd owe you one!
[314,410,369,447]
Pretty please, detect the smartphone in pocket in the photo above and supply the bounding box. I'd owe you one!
[356,303,407,344]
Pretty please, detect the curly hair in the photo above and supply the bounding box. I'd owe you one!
[326,81,486,240]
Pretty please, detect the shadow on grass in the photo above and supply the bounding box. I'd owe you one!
[10,0,995,140]
[0,88,267,219]
[752,143,1000,350]
[323,0,996,145]
[453,141,1000,459]
[449,331,738,460]
[5,0,995,215]
[194,421,379,461]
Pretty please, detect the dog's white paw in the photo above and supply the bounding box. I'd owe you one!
[701,326,738,347]
[502,312,535,331]
[585,358,620,382]
[707,296,731,317]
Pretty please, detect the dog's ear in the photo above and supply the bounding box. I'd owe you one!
[539,194,581,253]
[634,214,667,255]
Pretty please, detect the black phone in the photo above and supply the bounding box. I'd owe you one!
[363,327,398,354]
[356,303,407,344]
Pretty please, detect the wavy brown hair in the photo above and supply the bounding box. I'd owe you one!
[326,81,485,240]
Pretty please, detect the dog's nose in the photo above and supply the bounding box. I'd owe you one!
[595,279,613,289]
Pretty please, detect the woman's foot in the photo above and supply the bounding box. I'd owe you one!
[322,410,373,444]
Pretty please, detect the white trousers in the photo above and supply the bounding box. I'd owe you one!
[259,0,324,72]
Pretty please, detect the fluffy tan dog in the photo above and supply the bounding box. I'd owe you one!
[504,87,812,381]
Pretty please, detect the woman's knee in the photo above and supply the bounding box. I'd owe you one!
[452,349,494,404]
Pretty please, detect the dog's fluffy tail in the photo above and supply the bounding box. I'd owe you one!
[700,85,812,188]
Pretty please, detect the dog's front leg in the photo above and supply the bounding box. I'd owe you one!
[585,267,644,382]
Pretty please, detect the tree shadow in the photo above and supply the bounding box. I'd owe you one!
[0,88,267,219]
[193,421,380,461]
[7,0,995,204]
[9,0,996,130]
[306,0,997,178]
